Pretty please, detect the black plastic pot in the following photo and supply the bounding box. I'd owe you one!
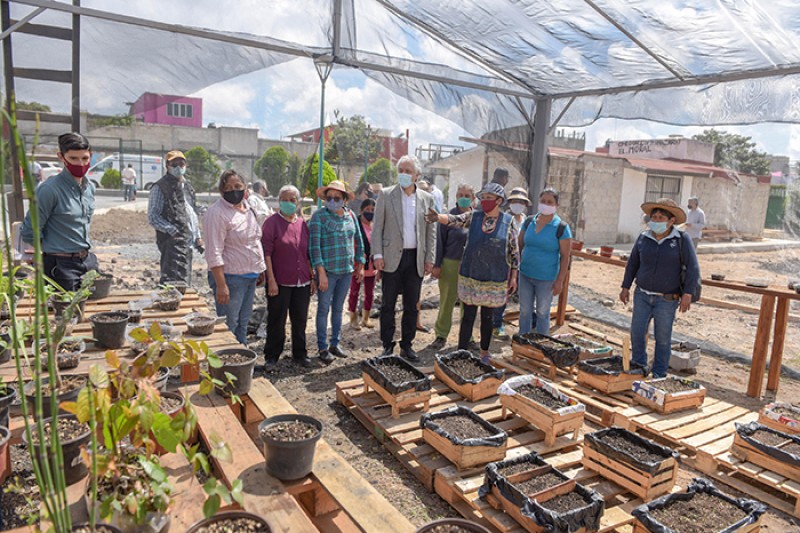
[71,524,124,533]
[89,312,130,349]
[0,321,11,364]
[0,426,10,486]
[88,273,114,300]
[210,348,257,397]
[26,414,91,486]
[153,367,170,392]
[415,518,491,532]
[258,413,322,480]
[23,376,86,420]
[0,385,18,429]
[126,309,142,324]
[186,511,271,533]
[52,298,87,323]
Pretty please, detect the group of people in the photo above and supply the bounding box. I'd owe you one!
[21,131,701,380]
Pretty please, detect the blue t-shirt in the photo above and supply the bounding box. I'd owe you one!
[520,215,572,281]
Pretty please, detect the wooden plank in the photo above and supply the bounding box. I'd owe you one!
[747,294,775,398]
[247,380,416,533]
[767,297,790,392]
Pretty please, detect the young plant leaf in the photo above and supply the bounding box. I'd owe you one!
[89,364,110,389]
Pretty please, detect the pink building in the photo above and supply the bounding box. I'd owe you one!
[131,93,203,128]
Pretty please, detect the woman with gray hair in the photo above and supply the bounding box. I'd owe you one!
[260,184,315,368]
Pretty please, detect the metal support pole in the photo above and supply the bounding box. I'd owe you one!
[2,0,24,223]
[314,56,333,207]
[528,98,552,198]
[71,0,80,132]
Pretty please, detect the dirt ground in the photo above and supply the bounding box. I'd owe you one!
[89,209,800,531]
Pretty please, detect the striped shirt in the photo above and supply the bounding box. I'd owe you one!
[202,199,266,275]
[309,207,366,275]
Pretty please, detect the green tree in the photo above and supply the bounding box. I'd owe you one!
[300,153,337,196]
[692,129,771,175]
[184,146,220,192]
[287,153,303,191]
[101,168,121,189]
[324,113,382,170]
[254,146,290,194]
[365,157,396,186]
[17,101,51,112]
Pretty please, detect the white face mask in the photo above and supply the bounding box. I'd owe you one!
[509,203,526,215]
[538,203,556,216]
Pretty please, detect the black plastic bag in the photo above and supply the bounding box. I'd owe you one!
[436,350,505,386]
[478,452,549,500]
[735,421,800,467]
[361,355,431,395]
[420,405,507,447]
[521,482,605,533]
[585,427,679,475]
[513,333,580,368]
[632,478,766,533]
[577,355,646,376]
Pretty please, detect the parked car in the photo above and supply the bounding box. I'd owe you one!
[86,154,164,190]
[39,161,62,181]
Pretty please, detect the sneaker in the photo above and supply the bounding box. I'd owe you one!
[430,337,446,350]
[319,350,334,364]
[329,345,348,358]
[493,326,509,340]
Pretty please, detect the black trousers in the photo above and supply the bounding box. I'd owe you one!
[459,304,495,352]
[380,249,422,350]
[156,230,193,285]
[43,252,99,292]
[264,284,311,361]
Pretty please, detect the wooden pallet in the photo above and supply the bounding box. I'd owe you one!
[632,517,762,533]
[731,432,800,483]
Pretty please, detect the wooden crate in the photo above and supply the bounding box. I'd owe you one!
[632,517,762,533]
[758,404,800,435]
[434,361,503,402]
[732,431,800,483]
[422,426,507,470]
[577,369,640,395]
[489,475,579,533]
[631,378,706,414]
[362,372,431,419]
[582,444,678,501]
[500,390,583,447]
[511,342,572,381]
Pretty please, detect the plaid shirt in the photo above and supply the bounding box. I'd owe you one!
[309,207,365,275]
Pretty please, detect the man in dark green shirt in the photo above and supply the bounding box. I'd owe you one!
[21,132,98,292]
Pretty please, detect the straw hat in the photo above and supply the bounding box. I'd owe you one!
[640,198,686,225]
[316,180,354,201]
[506,187,531,206]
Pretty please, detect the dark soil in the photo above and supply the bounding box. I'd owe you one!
[426,526,474,533]
[374,360,419,384]
[0,444,40,530]
[592,360,626,372]
[516,384,568,410]
[751,429,788,447]
[539,490,590,513]
[72,527,120,533]
[432,415,495,441]
[91,312,128,323]
[513,472,566,496]
[38,374,87,395]
[192,517,269,533]
[780,442,800,456]
[160,395,183,414]
[497,461,537,478]
[218,351,255,365]
[535,339,567,350]
[770,405,800,419]
[556,335,603,350]
[261,420,319,442]
[58,340,83,353]
[648,492,747,533]
[30,416,90,445]
[650,378,700,394]
[598,433,669,464]
[443,358,489,380]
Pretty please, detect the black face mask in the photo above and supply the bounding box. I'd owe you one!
[362,212,374,221]
[223,190,245,205]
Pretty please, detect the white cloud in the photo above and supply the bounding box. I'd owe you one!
[192,82,256,124]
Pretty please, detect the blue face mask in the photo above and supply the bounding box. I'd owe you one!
[169,165,186,177]
[326,198,344,212]
[279,201,297,216]
[397,173,413,188]
[648,221,669,234]
[457,197,472,209]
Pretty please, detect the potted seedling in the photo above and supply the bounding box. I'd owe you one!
[209,348,258,398]
[0,377,17,429]
[85,272,114,300]
[154,286,183,311]
[259,413,323,480]
[187,511,271,532]
[89,311,130,349]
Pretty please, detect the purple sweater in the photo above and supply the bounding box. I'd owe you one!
[261,213,312,286]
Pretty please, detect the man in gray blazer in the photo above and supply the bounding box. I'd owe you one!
[372,155,437,361]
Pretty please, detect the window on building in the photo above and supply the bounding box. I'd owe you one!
[166,102,193,119]
[644,174,682,203]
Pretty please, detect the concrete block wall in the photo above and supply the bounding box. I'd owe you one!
[547,155,582,232]
[690,176,769,236]
[579,155,625,244]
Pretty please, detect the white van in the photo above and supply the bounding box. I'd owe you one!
[86,154,164,189]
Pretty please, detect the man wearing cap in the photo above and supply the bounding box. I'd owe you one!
[309,180,365,364]
[372,155,437,362]
[21,132,99,292]
[620,198,700,378]
[147,150,203,285]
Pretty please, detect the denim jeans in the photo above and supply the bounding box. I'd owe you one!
[316,271,351,351]
[208,272,257,345]
[630,288,680,378]
[518,273,554,336]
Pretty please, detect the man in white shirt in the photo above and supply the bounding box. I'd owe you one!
[121,164,136,201]
[372,155,437,362]
[248,180,273,225]
[685,196,706,249]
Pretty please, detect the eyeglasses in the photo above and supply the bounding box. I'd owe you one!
[325,196,343,202]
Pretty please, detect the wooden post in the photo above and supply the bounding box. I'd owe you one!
[747,295,776,398]
[622,337,631,372]
[767,297,790,393]
[556,255,572,327]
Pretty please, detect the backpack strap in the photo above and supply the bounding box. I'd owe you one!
[521,215,533,234]
[556,221,567,240]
